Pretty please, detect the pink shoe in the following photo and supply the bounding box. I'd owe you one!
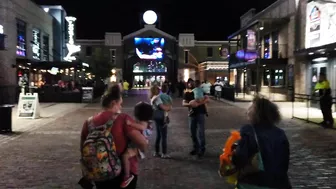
[120,175,134,188]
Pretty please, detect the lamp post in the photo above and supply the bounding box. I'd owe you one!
[256,22,263,95]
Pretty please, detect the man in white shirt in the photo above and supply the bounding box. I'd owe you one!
[201,80,212,95]
[214,79,223,100]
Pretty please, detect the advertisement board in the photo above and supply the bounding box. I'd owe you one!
[17,93,40,119]
[305,1,336,48]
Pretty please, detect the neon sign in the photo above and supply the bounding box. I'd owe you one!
[236,50,257,61]
[64,16,81,62]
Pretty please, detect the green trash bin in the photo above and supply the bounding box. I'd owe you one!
[0,104,14,133]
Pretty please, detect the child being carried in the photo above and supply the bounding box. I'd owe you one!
[191,80,209,116]
[156,84,173,126]
[121,102,154,188]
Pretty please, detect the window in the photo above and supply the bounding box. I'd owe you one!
[263,69,285,86]
[184,50,189,64]
[42,35,49,61]
[109,49,116,64]
[263,34,270,59]
[0,34,5,50]
[271,31,279,59]
[86,46,92,56]
[16,19,27,56]
[32,29,41,60]
[207,47,213,57]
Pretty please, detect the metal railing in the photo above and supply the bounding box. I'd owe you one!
[292,93,336,124]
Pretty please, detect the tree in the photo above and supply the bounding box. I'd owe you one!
[88,47,112,80]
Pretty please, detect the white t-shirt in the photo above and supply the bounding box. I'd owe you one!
[214,82,223,92]
[201,82,212,94]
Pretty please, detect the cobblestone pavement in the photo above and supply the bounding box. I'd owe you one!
[1,94,336,188]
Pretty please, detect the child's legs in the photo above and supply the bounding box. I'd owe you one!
[122,148,138,178]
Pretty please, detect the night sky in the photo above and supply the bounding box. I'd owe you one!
[32,0,277,40]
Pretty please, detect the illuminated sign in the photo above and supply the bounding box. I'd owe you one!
[32,29,40,60]
[64,16,81,62]
[0,25,3,34]
[305,1,336,48]
[247,30,256,51]
[236,50,257,61]
[143,10,157,25]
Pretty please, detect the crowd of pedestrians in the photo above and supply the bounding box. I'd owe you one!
[78,77,294,189]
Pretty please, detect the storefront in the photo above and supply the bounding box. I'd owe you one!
[295,0,336,97]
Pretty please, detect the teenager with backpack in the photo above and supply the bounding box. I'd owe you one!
[79,85,148,189]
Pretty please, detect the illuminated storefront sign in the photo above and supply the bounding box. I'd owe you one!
[32,29,41,60]
[246,30,256,51]
[236,50,257,61]
[305,1,336,48]
[64,16,81,62]
[0,25,3,34]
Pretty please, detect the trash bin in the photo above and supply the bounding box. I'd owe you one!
[0,104,15,133]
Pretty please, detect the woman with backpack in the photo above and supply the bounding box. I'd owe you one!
[228,96,291,189]
[79,85,148,189]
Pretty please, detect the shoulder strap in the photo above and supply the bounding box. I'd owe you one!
[250,125,265,171]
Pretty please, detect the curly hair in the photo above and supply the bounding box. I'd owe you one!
[249,95,281,125]
[149,85,160,99]
[134,101,153,121]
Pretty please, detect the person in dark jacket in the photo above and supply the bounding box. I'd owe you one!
[232,96,291,189]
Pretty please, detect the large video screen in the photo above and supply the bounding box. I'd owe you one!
[134,38,164,60]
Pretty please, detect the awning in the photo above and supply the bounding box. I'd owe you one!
[294,42,336,57]
[30,61,83,69]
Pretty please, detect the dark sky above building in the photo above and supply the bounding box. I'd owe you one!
[32,0,277,40]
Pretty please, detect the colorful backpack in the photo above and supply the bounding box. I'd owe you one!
[80,116,122,182]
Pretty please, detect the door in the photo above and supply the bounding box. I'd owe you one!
[311,63,328,94]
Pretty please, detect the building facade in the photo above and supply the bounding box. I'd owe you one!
[294,0,336,97]
[77,24,230,87]
[228,0,297,101]
[0,0,54,87]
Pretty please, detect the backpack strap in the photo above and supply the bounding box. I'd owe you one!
[250,125,265,171]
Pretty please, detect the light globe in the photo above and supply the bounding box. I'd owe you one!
[143,10,157,25]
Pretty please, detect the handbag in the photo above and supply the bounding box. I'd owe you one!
[237,125,272,189]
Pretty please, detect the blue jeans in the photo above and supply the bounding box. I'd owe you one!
[188,114,206,152]
[154,119,168,154]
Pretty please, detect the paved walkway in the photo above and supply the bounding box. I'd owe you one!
[0,95,336,188]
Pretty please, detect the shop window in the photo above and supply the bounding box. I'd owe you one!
[16,19,27,56]
[271,31,279,59]
[184,50,189,64]
[32,29,41,60]
[263,34,270,59]
[0,34,5,50]
[251,70,257,85]
[263,69,285,86]
[42,35,49,61]
[86,46,92,56]
[133,60,167,73]
[207,47,213,57]
[109,49,116,64]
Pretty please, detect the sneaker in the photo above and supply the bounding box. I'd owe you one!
[189,150,198,156]
[120,175,134,188]
[153,152,161,157]
[161,154,171,159]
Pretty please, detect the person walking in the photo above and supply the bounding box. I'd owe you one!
[201,80,212,96]
[214,79,223,100]
[123,80,130,97]
[315,73,334,128]
[182,79,209,158]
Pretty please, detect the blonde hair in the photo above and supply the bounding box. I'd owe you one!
[249,95,281,126]
[149,85,160,99]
